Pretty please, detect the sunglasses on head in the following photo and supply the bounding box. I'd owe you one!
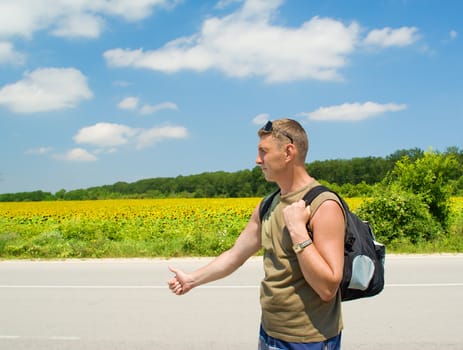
[262,120,294,144]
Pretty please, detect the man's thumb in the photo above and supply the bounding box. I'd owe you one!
[168,265,178,275]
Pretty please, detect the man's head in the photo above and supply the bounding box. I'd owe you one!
[256,119,309,183]
[257,119,309,163]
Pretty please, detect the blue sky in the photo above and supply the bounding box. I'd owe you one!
[0,0,462,194]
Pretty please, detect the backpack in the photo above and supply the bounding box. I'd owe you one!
[259,185,386,302]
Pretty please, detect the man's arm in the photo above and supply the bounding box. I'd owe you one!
[168,205,262,295]
[283,199,345,301]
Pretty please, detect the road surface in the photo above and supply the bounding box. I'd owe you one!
[0,254,462,349]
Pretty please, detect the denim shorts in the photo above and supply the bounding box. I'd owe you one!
[258,326,342,350]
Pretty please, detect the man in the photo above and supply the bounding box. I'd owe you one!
[168,119,346,349]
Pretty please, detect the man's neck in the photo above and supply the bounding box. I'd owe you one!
[278,171,314,196]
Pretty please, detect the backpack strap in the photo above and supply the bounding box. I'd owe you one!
[302,185,331,206]
[259,189,280,222]
[260,185,332,222]
[260,185,343,222]
[302,185,350,237]
[304,185,349,215]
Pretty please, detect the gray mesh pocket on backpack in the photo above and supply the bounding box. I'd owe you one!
[348,255,375,291]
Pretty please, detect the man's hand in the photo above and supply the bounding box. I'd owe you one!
[283,199,311,244]
[167,266,194,295]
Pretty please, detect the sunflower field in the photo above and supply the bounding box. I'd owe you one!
[1,197,460,258]
[0,198,262,258]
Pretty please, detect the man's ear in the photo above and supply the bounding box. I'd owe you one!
[285,144,296,161]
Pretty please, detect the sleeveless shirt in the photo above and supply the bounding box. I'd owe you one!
[260,181,344,343]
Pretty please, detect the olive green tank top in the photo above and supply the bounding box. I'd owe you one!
[260,181,344,343]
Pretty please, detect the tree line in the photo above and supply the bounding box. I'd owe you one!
[1,147,462,202]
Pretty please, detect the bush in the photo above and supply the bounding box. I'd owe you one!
[356,185,444,245]
[383,151,457,229]
[452,175,463,196]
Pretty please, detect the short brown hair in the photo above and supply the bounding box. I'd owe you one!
[258,118,309,162]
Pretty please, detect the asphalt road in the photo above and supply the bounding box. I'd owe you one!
[0,255,462,350]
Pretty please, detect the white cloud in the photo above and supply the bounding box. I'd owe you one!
[118,96,139,110]
[0,67,93,113]
[301,101,407,122]
[57,148,98,162]
[74,122,188,150]
[51,13,104,39]
[363,26,420,48]
[0,0,177,39]
[118,97,178,115]
[104,0,360,83]
[136,125,188,149]
[140,102,178,115]
[252,113,270,125]
[215,0,243,10]
[0,41,25,65]
[449,30,458,40]
[97,0,176,21]
[74,122,136,147]
[25,146,53,155]
[24,146,103,163]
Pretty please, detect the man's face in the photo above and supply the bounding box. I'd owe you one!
[256,134,287,182]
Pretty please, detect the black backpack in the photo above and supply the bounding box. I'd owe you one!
[259,185,385,302]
